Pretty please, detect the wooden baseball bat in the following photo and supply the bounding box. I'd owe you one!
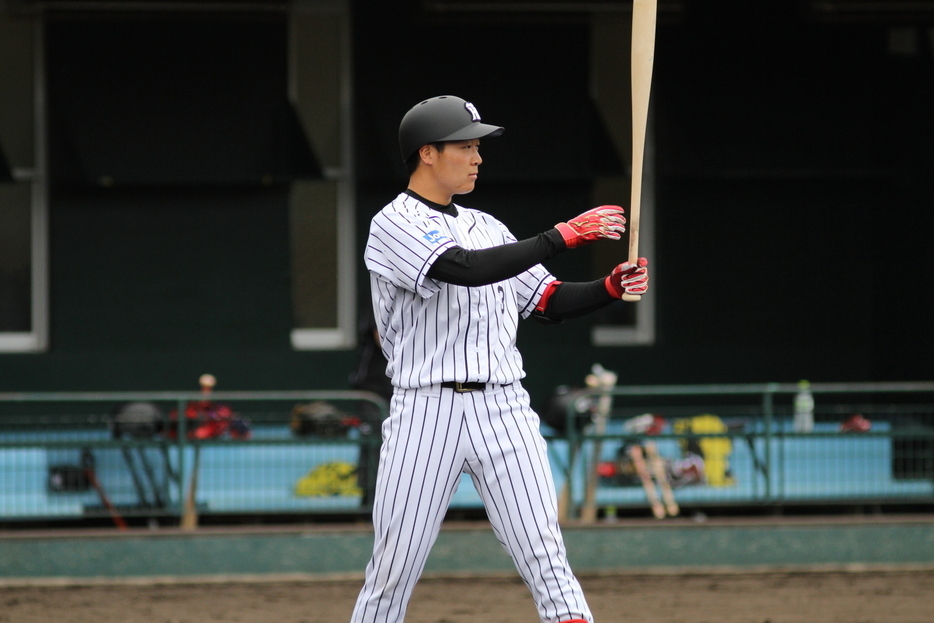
[181,374,214,530]
[180,445,200,530]
[628,444,665,519]
[581,365,617,523]
[644,440,679,517]
[622,0,658,302]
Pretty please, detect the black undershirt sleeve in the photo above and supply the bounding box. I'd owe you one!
[425,224,616,322]
[426,229,566,286]
[539,279,616,321]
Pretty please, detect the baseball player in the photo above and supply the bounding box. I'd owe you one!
[352,95,648,623]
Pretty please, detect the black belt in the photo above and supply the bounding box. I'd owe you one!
[441,381,487,393]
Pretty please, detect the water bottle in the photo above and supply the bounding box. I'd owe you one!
[793,379,814,433]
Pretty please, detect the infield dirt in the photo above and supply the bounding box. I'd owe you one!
[2,569,933,623]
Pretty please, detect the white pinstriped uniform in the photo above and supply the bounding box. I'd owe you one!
[367,192,544,388]
[352,192,592,623]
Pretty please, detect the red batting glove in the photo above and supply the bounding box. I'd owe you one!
[554,205,626,249]
[604,258,649,299]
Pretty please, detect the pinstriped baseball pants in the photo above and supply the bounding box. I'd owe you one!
[350,383,593,623]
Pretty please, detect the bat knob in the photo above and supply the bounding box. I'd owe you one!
[199,373,217,392]
[622,293,642,302]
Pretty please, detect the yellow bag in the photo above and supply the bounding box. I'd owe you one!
[294,461,362,497]
[673,414,735,486]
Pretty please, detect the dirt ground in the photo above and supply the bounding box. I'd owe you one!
[2,570,933,623]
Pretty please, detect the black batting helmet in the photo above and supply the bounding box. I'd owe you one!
[398,95,504,161]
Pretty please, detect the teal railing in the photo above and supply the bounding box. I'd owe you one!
[0,390,388,527]
[557,381,934,521]
[2,383,932,526]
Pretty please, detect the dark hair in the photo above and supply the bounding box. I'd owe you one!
[404,141,446,176]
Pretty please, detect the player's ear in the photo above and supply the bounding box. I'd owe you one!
[418,144,434,165]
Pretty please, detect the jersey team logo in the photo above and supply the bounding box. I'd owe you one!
[464,101,481,122]
[423,230,448,244]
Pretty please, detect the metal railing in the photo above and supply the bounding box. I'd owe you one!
[0,390,388,527]
[2,382,932,526]
[555,381,934,521]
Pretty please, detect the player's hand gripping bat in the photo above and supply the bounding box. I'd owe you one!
[623,0,658,302]
[604,258,649,299]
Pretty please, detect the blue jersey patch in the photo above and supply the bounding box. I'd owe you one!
[422,230,448,244]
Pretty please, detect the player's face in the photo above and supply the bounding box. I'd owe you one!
[433,139,482,197]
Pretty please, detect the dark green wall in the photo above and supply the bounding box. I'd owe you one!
[352,1,934,405]
[1,2,932,407]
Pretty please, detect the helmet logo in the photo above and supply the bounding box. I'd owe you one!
[464,101,481,122]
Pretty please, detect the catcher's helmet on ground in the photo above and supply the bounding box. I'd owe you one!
[399,95,504,161]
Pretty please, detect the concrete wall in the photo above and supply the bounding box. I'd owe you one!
[2,517,933,583]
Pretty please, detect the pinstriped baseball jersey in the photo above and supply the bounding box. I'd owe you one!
[366,191,554,389]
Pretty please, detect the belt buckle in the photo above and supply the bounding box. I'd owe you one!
[453,382,476,393]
